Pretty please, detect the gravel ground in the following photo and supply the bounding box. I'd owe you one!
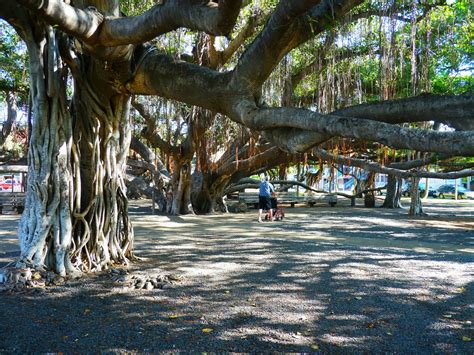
[0,198,473,353]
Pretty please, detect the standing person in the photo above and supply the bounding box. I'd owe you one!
[258,175,275,222]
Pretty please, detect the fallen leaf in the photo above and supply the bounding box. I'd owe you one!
[462,336,471,342]
[367,322,375,328]
[202,328,213,333]
[83,309,92,315]
[442,314,452,318]
[224,290,230,294]
[386,332,393,336]
[355,296,362,300]
[311,344,319,350]
[455,287,465,293]
[168,314,179,319]
[251,303,257,307]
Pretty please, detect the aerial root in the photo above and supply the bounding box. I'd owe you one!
[109,267,183,290]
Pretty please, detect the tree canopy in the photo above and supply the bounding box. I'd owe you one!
[0,0,472,275]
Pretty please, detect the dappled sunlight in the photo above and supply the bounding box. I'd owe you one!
[320,334,374,348]
[178,261,245,278]
[326,314,370,321]
[415,218,474,230]
[220,326,312,346]
[1,199,473,352]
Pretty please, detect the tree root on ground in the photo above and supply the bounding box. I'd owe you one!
[0,266,76,291]
[109,268,183,290]
[0,265,183,292]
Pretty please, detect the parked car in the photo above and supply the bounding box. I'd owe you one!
[0,179,21,191]
[401,182,437,197]
[437,184,474,199]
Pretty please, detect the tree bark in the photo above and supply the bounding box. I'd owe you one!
[15,10,134,275]
[382,174,403,208]
[408,176,424,216]
[0,91,18,147]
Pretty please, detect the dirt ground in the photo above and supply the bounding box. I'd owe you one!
[0,198,473,353]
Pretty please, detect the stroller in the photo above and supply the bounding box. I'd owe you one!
[265,193,285,221]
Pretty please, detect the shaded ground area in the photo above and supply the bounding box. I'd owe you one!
[0,199,473,353]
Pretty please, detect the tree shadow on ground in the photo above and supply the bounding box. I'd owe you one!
[1,202,472,352]
[1,235,472,352]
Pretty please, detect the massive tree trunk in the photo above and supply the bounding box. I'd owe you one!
[382,174,403,208]
[16,13,133,275]
[192,172,231,214]
[168,158,194,215]
[408,176,424,216]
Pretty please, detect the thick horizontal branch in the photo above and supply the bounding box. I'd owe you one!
[231,100,474,155]
[18,0,242,48]
[388,157,436,170]
[313,149,474,179]
[127,49,233,113]
[225,178,358,199]
[130,136,169,178]
[334,94,474,130]
[216,146,284,176]
[225,178,324,195]
[128,50,474,157]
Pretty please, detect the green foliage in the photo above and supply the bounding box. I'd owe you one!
[1,133,27,160]
[281,0,473,110]
[0,21,29,100]
[432,74,474,94]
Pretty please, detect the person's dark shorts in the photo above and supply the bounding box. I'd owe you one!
[271,197,277,209]
[259,196,271,210]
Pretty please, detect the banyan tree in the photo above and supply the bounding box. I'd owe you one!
[1,0,473,275]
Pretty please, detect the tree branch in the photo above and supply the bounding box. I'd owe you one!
[333,94,474,130]
[313,148,474,179]
[209,9,269,69]
[216,146,284,176]
[131,98,177,155]
[130,136,169,178]
[18,0,242,48]
[231,0,331,90]
[230,100,474,155]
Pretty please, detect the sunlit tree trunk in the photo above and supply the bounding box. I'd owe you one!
[168,158,194,215]
[408,176,423,216]
[0,91,18,147]
[17,22,133,275]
